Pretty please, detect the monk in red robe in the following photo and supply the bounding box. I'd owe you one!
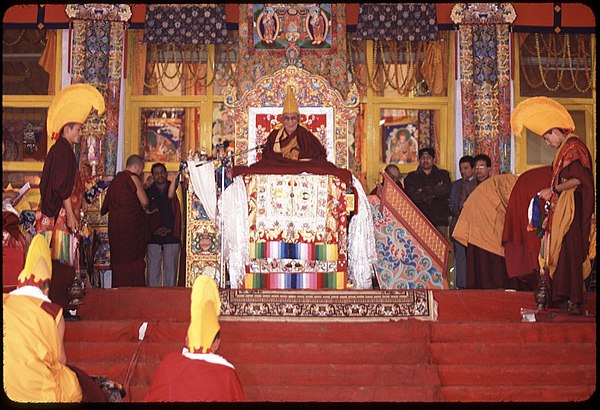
[101,154,150,287]
[502,166,552,279]
[36,84,105,320]
[144,276,244,402]
[3,203,26,291]
[233,86,352,184]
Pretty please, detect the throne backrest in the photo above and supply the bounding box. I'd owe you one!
[224,65,358,168]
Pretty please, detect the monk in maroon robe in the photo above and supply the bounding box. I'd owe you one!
[101,154,150,287]
[511,96,595,314]
[232,86,351,184]
[36,128,86,317]
[541,135,594,313]
[502,166,552,279]
[35,84,105,320]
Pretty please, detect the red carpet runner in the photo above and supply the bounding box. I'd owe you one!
[65,288,596,402]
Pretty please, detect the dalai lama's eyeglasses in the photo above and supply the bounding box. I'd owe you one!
[283,115,298,121]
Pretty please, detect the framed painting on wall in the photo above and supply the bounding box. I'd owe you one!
[382,121,419,164]
[140,108,185,163]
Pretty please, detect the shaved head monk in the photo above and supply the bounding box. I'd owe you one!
[101,154,151,287]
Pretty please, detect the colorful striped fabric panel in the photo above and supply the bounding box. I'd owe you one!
[249,241,338,261]
[244,272,346,290]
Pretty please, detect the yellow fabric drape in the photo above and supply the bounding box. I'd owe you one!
[452,174,518,256]
[544,187,594,280]
[131,30,146,95]
[420,41,445,96]
[38,30,57,95]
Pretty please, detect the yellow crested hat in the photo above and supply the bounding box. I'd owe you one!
[186,275,221,353]
[282,85,300,116]
[511,96,575,137]
[17,234,52,287]
[47,83,106,140]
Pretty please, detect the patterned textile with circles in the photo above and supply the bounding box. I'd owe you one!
[369,196,445,289]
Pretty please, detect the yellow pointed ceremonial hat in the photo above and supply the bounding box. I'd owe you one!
[511,96,575,137]
[187,275,221,353]
[47,83,106,140]
[17,234,52,287]
[282,85,300,116]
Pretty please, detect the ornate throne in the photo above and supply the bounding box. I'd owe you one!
[184,65,359,289]
[223,65,358,168]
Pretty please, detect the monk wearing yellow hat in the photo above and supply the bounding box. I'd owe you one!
[3,234,108,402]
[511,96,594,315]
[234,85,352,184]
[35,83,105,320]
[262,85,327,162]
[144,275,244,401]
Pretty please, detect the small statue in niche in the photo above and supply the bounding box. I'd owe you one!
[87,134,100,177]
[23,123,38,156]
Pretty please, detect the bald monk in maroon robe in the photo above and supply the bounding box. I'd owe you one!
[101,154,150,287]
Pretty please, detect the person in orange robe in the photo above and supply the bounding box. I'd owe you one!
[101,154,150,287]
[144,276,244,402]
[3,234,107,402]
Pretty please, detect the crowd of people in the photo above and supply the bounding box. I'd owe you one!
[2,82,594,402]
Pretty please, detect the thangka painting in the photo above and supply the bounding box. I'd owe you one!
[141,108,184,163]
[247,107,333,164]
[251,4,335,52]
[382,122,419,164]
[237,5,349,97]
[212,102,236,156]
[380,108,424,164]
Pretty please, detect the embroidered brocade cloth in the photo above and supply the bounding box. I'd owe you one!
[144,4,228,45]
[244,174,348,290]
[355,3,438,41]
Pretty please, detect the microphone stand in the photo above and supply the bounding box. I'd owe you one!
[205,143,265,288]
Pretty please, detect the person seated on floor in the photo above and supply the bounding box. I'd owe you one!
[369,163,404,195]
[144,275,245,402]
[3,234,109,403]
[232,85,352,184]
[3,185,29,291]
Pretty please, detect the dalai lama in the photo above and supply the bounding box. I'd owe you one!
[232,85,351,184]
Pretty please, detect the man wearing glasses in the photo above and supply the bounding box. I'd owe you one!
[473,154,492,184]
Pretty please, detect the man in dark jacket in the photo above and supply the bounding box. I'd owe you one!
[403,148,451,238]
[144,162,181,287]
